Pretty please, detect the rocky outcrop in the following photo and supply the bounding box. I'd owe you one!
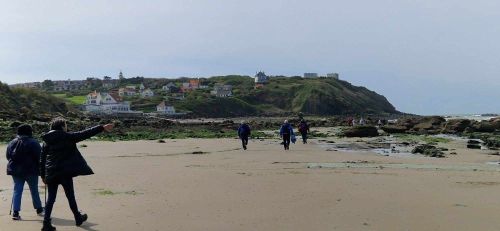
[411,144,445,158]
[441,119,472,133]
[343,126,379,137]
[381,125,408,133]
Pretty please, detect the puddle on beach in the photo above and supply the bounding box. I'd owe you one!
[318,142,417,158]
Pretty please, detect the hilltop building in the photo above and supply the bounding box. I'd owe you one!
[84,91,130,113]
[53,79,87,91]
[254,71,269,89]
[140,88,155,98]
[211,84,233,97]
[303,73,318,78]
[118,87,137,96]
[326,73,339,79]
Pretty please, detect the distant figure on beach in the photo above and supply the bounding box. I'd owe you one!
[5,124,44,220]
[359,117,365,125]
[280,120,295,150]
[40,117,114,231]
[352,118,357,126]
[298,120,310,144]
[237,121,251,150]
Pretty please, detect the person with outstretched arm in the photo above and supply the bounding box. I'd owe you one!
[40,117,114,231]
[6,124,44,220]
[237,121,251,150]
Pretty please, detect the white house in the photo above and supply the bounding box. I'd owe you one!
[84,91,130,113]
[211,84,232,97]
[156,101,176,114]
[141,88,154,98]
[118,87,137,96]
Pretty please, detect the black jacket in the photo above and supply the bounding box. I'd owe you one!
[6,136,41,176]
[40,125,104,183]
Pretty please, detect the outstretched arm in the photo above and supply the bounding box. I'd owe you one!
[68,124,114,143]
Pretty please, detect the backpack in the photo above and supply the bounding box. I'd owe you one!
[298,123,307,133]
[8,138,24,161]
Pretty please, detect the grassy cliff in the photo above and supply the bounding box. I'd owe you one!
[0,81,72,119]
[194,76,398,116]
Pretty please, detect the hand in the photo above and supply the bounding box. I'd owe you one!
[103,124,114,132]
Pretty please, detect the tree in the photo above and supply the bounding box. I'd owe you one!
[41,80,54,91]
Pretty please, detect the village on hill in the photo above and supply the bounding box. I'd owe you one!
[9,71,340,117]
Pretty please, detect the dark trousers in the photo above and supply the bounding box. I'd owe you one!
[240,136,248,148]
[44,177,79,222]
[282,133,290,149]
[301,132,308,143]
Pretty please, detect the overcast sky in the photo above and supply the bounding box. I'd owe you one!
[1,0,499,115]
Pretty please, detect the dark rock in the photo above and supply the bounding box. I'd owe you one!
[467,144,481,149]
[490,117,500,130]
[343,126,379,137]
[468,140,481,144]
[411,144,445,158]
[442,119,472,133]
[471,121,496,133]
[381,125,408,134]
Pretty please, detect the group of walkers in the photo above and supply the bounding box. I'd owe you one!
[238,119,310,150]
[5,117,113,231]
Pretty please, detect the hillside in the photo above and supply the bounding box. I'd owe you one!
[0,81,72,120]
[175,76,399,117]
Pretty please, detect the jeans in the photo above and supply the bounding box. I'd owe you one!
[44,177,80,222]
[12,175,43,212]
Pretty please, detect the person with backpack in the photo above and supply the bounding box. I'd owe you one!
[40,117,114,231]
[5,124,44,220]
[237,121,251,150]
[279,120,295,150]
[298,120,310,144]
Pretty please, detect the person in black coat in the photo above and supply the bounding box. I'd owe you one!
[40,117,114,231]
[6,124,44,220]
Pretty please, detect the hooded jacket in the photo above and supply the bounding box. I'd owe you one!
[6,135,41,176]
[40,125,104,183]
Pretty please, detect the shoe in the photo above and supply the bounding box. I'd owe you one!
[243,145,247,150]
[41,220,56,231]
[12,211,21,220]
[75,213,88,226]
[37,207,45,216]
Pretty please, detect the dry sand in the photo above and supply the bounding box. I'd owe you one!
[1,137,500,231]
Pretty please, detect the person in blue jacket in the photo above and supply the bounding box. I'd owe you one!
[279,120,295,150]
[6,124,44,220]
[237,121,251,150]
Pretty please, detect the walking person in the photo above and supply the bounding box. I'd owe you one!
[237,121,251,150]
[279,120,295,150]
[6,124,44,220]
[40,117,114,231]
[298,120,310,144]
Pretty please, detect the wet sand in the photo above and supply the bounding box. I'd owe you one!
[1,137,500,231]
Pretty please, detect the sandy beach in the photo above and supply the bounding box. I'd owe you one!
[2,136,500,231]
